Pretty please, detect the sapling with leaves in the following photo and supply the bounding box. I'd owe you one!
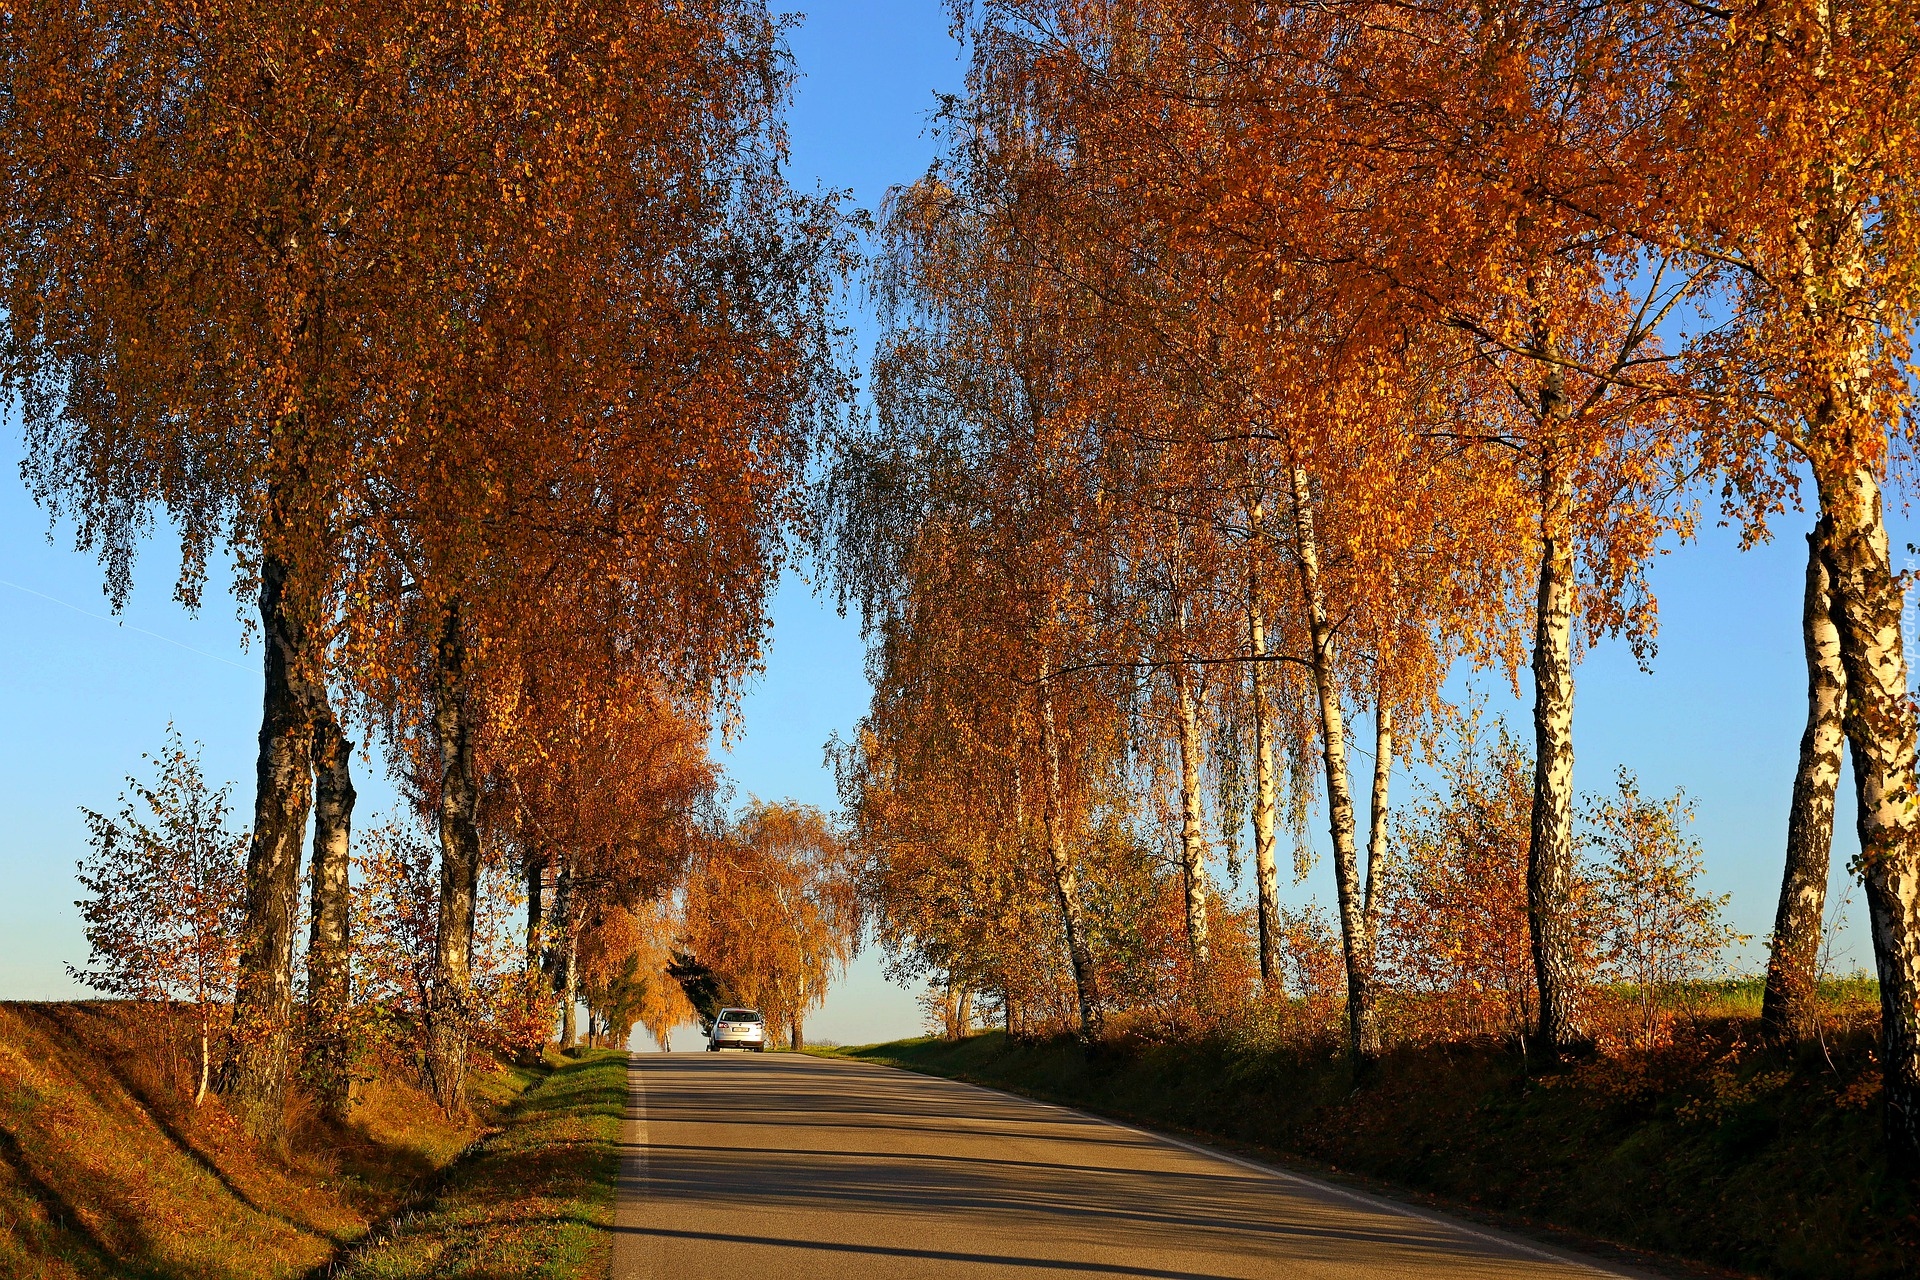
[1379,721,1545,1045]
[351,821,441,1073]
[352,816,542,1076]
[1584,770,1743,1052]
[71,730,246,1107]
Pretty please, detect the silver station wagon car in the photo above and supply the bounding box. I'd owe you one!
[707,1007,766,1052]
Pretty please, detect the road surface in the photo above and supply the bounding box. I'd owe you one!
[612,1051,1644,1279]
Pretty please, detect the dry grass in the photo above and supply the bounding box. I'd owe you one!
[0,1001,539,1280]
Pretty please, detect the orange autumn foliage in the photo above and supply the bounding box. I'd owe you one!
[682,801,862,1047]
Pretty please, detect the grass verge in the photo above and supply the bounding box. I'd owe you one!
[0,1001,541,1280]
[327,1049,624,1280]
[814,1025,1919,1280]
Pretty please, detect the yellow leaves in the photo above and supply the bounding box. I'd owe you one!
[681,799,858,1026]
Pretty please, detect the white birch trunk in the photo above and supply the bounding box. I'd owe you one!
[1820,463,1920,1156]
[1528,449,1588,1054]
[1039,668,1101,1038]
[1173,661,1212,969]
[1763,520,1846,1044]
[554,853,579,1050]
[1290,466,1377,1058]
[1250,585,1282,989]
[1783,166,1920,1153]
[1366,696,1393,943]
[195,1013,211,1109]
[561,935,580,1049]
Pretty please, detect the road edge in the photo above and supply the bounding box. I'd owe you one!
[803,1047,1750,1280]
[611,1052,651,1280]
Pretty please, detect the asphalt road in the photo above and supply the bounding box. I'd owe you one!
[611,1051,1643,1280]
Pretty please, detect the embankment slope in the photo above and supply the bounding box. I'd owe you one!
[0,1001,529,1279]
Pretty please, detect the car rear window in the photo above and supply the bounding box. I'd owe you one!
[721,1009,764,1023]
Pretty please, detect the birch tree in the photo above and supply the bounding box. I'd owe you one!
[1667,0,1920,1144]
[70,732,247,1108]
[682,802,862,1049]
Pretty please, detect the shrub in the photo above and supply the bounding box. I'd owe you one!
[353,818,548,1083]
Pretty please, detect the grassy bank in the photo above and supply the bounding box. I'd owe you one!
[330,1049,624,1280]
[0,1000,544,1279]
[820,1019,1917,1280]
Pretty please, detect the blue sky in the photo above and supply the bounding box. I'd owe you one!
[0,1,1897,1047]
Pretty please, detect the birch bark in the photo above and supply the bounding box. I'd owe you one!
[1039,668,1101,1038]
[1528,445,1588,1055]
[556,857,580,1049]
[513,852,549,1065]
[306,700,356,1120]
[1820,463,1920,1156]
[1173,661,1212,969]
[195,1017,212,1108]
[561,942,580,1048]
[1366,697,1393,952]
[428,601,483,1110]
[1777,141,1920,1154]
[1290,466,1377,1058]
[1249,582,1282,988]
[1763,520,1846,1044]
[224,548,317,1138]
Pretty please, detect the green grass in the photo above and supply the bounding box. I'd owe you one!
[815,1017,1918,1280]
[330,1049,624,1280]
